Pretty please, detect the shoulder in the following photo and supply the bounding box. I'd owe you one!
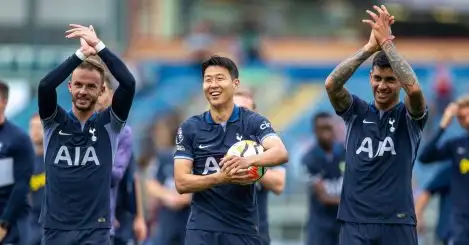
[6,122,32,149]
[242,108,268,122]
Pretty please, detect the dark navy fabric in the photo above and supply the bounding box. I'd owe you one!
[174,105,277,235]
[41,228,111,245]
[302,142,345,245]
[185,230,261,245]
[153,149,190,245]
[337,95,427,225]
[339,222,417,245]
[424,164,451,242]
[40,107,124,230]
[0,120,34,243]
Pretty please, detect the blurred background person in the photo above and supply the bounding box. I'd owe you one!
[3,1,469,244]
[233,87,286,245]
[302,112,345,245]
[415,164,452,245]
[28,113,45,245]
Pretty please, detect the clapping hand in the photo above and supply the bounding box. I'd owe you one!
[363,5,395,47]
[66,24,101,47]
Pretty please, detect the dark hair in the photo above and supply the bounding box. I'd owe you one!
[372,51,391,69]
[312,111,332,126]
[0,80,9,100]
[201,55,239,79]
[76,56,106,84]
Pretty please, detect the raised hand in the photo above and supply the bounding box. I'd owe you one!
[440,102,458,128]
[80,36,96,57]
[362,5,395,45]
[65,24,101,47]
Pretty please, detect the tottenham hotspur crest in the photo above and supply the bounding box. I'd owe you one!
[89,128,97,142]
[388,118,395,133]
[236,133,243,141]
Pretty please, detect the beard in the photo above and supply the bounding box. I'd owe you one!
[72,95,97,112]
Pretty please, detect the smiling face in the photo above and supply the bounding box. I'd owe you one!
[370,66,400,108]
[203,65,239,107]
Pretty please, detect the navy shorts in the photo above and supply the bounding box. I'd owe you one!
[307,227,340,245]
[152,226,185,245]
[41,228,111,245]
[339,222,417,245]
[450,214,469,245]
[185,230,261,245]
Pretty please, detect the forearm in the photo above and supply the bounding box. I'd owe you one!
[325,45,376,112]
[381,41,425,116]
[175,173,224,194]
[415,192,431,218]
[260,170,285,195]
[133,174,145,218]
[248,147,288,168]
[38,53,83,118]
[418,128,445,163]
[146,181,190,210]
[97,46,136,120]
[1,181,29,223]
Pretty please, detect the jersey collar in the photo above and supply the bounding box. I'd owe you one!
[68,110,97,125]
[204,105,240,124]
[369,101,403,113]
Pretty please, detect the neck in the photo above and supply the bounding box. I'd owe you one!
[0,113,5,125]
[34,145,44,156]
[209,101,235,123]
[374,100,399,112]
[72,106,95,123]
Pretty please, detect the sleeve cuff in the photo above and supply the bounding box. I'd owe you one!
[74,49,86,61]
[94,41,106,52]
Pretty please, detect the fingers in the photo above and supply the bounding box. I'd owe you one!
[366,10,379,22]
[381,5,390,15]
[362,19,376,28]
[69,24,86,29]
[221,157,237,173]
[372,5,385,15]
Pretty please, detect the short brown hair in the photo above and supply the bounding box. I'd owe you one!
[234,87,257,110]
[457,95,469,108]
[0,80,9,100]
[76,56,106,84]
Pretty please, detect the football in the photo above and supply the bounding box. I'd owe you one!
[226,140,267,182]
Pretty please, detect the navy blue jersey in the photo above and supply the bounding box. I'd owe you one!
[174,105,277,235]
[419,129,469,218]
[0,120,34,224]
[337,94,427,224]
[424,164,451,241]
[255,166,285,244]
[155,149,190,230]
[302,142,345,230]
[30,155,45,216]
[40,106,124,229]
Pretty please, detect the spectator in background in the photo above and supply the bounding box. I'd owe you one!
[415,165,452,245]
[302,112,345,245]
[238,15,264,65]
[185,21,215,64]
[145,112,191,245]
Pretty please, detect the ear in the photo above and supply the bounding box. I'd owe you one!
[68,80,72,93]
[233,79,240,89]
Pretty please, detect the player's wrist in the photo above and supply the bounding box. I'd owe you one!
[93,41,106,52]
[74,49,86,61]
[379,36,395,47]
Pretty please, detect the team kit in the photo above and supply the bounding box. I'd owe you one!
[0,4,466,245]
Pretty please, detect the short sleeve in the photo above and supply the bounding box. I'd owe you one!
[301,148,322,184]
[336,94,369,123]
[406,106,429,133]
[41,106,67,130]
[424,165,451,194]
[249,113,277,143]
[174,121,194,160]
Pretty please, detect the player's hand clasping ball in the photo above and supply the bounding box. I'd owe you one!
[221,140,267,185]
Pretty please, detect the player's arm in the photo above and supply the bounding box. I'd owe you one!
[302,150,339,206]
[111,127,133,187]
[0,134,34,226]
[96,44,136,122]
[145,179,192,210]
[259,167,285,195]
[133,173,147,242]
[418,104,456,163]
[37,51,84,120]
[174,158,226,194]
[380,40,426,118]
[325,44,377,113]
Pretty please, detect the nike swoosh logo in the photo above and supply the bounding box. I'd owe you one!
[58,130,72,136]
[199,144,212,149]
[362,120,375,124]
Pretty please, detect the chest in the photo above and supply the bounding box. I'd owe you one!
[451,142,469,176]
[46,120,111,168]
[192,123,257,174]
[0,138,13,159]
